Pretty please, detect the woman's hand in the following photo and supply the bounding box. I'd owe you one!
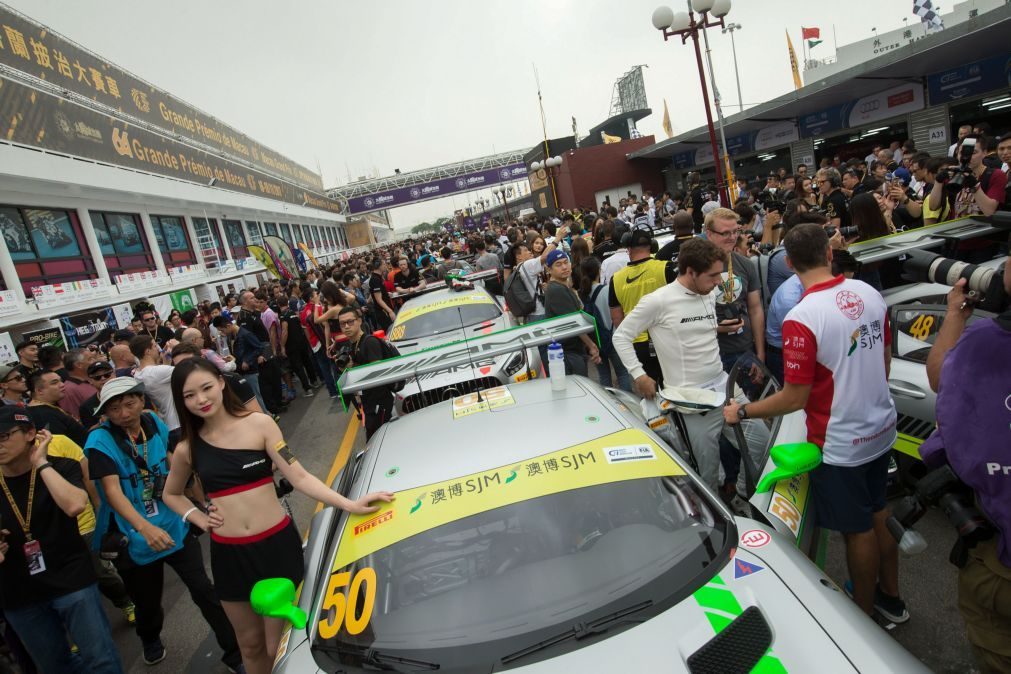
[197,503,224,532]
[139,524,175,552]
[348,491,395,515]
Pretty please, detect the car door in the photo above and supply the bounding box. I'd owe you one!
[888,304,994,456]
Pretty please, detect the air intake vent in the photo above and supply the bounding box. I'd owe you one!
[687,606,773,674]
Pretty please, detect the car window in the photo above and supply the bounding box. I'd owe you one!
[891,305,990,364]
[310,437,731,671]
[390,299,500,341]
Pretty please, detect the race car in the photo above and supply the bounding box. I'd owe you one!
[385,285,541,415]
[263,313,926,673]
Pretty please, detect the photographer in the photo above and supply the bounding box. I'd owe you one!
[929,135,1007,220]
[919,265,1011,672]
[338,306,394,441]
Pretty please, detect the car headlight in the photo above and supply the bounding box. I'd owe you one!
[504,353,524,376]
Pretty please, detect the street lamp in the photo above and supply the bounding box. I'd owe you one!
[529,155,563,211]
[722,22,744,113]
[652,0,732,206]
[492,185,514,223]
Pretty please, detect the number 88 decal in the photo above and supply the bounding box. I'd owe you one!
[317,567,377,638]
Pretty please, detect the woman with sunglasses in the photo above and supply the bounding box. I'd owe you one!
[163,357,393,674]
[0,364,28,406]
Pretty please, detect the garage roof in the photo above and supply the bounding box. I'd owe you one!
[630,5,1011,160]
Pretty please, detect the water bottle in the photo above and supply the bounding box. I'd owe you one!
[548,341,566,391]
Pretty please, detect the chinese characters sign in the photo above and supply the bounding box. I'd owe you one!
[0,6,324,194]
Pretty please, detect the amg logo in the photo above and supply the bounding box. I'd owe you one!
[681,314,714,323]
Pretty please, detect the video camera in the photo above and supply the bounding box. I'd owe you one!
[891,464,995,567]
[754,190,786,215]
[902,249,1008,313]
[936,138,978,194]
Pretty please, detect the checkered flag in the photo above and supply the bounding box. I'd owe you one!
[913,0,945,31]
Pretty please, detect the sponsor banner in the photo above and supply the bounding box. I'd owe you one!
[798,101,853,139]
[111,303,134,328]
[754,121,799,151]
[114,269,166,291]
[248,245,280,279]
[0,290,21,318]
[0,77,342,214]
[346,163,527,214]
[672,151,695,170]
[927,52,1011,104]
[31,278,109,308]
[21,324,65,351]
[297,242,320,270]
[0,6,323,192]
[0,331,14,362]
[170,289,196,313]
[725,132,754,157]
[848,82,924,127]
[263,236,297,280]
[332,428,685,569]
[59,307,117,349]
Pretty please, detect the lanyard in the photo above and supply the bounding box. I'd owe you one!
[0,467,37,541]
[127,426,151,477]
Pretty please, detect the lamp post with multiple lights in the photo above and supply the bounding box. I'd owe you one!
[530,155,563,211]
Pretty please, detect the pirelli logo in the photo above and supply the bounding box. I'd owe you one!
[353,510,393,536]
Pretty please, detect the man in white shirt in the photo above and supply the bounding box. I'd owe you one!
[612,237,768,491]
[128,334,181,451]
[949,124,973,158]
[599,234,630,288]
[724,223,904,624]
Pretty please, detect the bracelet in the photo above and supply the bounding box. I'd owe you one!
[35,462,54,473]
[182,506,200,523]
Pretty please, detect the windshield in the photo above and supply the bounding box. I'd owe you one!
[390,296,500,341]
[310,438,731,671]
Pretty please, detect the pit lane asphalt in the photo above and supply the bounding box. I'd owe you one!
[107,385,977,673]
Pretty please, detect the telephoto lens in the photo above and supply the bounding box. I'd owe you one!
[902,250,1008,312]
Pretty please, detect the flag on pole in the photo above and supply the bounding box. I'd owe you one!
[807,39,823,48]
[662,98,674,138]
[801,27,821,40]
[786,31,802,90]
[601,131,621,144]
[913,0,944,31]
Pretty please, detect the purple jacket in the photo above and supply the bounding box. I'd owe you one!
[920,318,1011,566]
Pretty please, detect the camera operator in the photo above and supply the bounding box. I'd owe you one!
[918,264,1011,672]
[338,306,394,441]
[816,168,850,229]
[930,135,1007,220]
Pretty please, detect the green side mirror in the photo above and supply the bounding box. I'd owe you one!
[250,578,307,629]
[755,442,823,494]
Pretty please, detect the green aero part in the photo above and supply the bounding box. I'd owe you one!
[754,442,822,494]
[250,578,307,629]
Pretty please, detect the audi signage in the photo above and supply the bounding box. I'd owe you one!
[346,163,527,214]
[848,83,924,127]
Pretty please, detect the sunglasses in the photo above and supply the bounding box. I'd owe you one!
[89,371,113,381]
[2,373,24,383]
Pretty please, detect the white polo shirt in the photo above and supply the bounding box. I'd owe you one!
[781,275,896,466]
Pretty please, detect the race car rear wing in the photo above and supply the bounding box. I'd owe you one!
[337,312,597,399]
[849,216,1000,265]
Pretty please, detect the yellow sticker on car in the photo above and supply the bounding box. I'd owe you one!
[452,385,515,418]
[394,293,495,323]
[767,473,810,539]
[331,428,685,570]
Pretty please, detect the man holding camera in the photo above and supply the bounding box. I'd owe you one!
[920,266,1011,672]
[929,135,1007,220]
[339,306,394,441]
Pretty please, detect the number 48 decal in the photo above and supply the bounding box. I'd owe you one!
[907,314,936,341]
[317,567,377,638]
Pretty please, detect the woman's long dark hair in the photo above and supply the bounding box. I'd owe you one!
[319,279,347,309]
[579,256,601,301]
[849,192,891,241]
[170,357,250,452]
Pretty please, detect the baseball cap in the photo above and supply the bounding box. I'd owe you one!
[0,364,19,381]
[0,406,34,434]
[113,329,135,343]
[893,167,912,186]
[87,360,114,377]
[545,249,569,267]
[94,376,145,415]
[629,224,654,248]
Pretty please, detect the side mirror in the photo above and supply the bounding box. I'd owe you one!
[250,578,307,628]
[755,442,822,494]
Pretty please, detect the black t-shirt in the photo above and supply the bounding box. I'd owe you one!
[26,405,88,448]
[503,245,517,271]
[369,272,392,309]
[352,335,393,407]
[393,269,421,290]
[222,372,256,406]
[543,281,583,354]
[656,236,693,262]
[143,326,175,348]
[821,189,850,228]
[685,187,706,228]
[237,309,270,343]
[279,307,308,350]
[0,457,95,609]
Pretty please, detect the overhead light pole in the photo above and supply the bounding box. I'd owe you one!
[530,156,564,211]
[651,0,733,206]
[722,21,744,113]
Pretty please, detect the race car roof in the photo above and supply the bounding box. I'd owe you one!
[363,377,631,494]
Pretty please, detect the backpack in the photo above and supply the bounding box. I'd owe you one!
[583,285,614,357]
[504,265,536,318]
[369,334,406,392]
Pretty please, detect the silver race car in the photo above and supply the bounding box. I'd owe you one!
[386,286,541,415]
[261,314,926,673]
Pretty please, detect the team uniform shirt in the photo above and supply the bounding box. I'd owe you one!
[26,403,89,448]
[45,435,97,535]
[781,275,896,466]
[820,189,850,227]
[613,279,725,388]
[685,187,706,229]
[299,302,325,353]
[608,258,674,344]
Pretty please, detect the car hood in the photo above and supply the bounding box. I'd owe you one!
[511,522,926,673]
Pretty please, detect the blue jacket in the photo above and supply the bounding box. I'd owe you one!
[233,326,265,374]
[85,412,187,566]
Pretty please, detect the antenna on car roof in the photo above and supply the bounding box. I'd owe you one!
[457,306,484,403]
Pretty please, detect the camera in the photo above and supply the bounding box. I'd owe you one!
[936,138,978,194]
[333,343,354,371]
[754,190,785,215]
[892,464,994,567]
[902,249,1008,312]
[825,225,860,239]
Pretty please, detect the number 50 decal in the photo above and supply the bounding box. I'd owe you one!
[317,567,377,638]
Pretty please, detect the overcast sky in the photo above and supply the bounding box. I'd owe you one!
[10,0,936,229]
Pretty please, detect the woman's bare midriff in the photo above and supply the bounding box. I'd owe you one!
[210,483,287,538]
